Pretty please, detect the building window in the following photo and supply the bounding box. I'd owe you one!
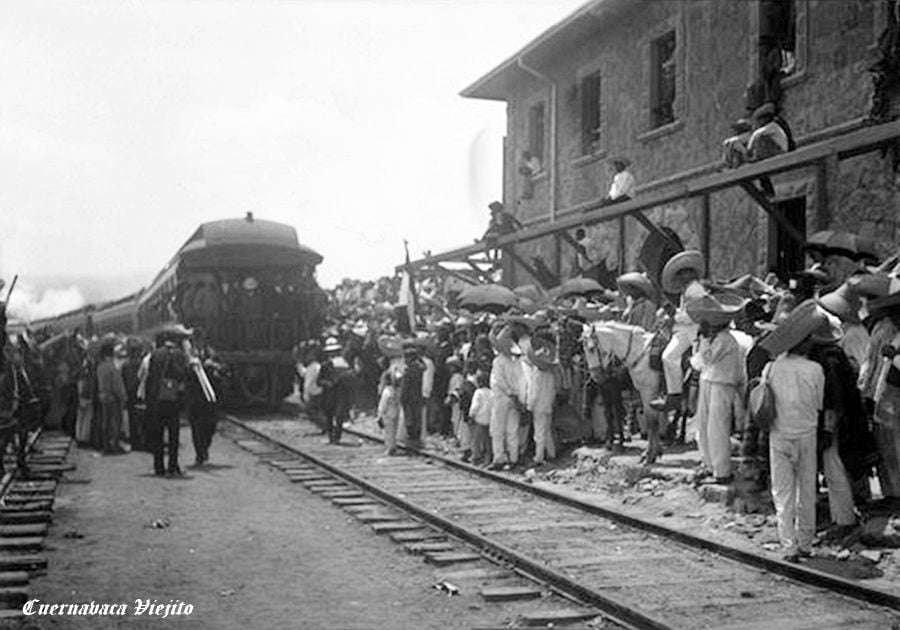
[528,103,545,165]
[580,72,602,155]
[759,0,797,76]
[650,30,676,129]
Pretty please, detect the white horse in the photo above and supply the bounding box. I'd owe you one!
[582,321,664,463]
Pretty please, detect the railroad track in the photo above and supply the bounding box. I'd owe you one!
[226,412,900,630]
[0,429,76,621]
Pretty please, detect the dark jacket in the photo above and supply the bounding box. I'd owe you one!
[145,346,188,411]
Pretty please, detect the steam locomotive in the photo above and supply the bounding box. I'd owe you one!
[30,214,326,407]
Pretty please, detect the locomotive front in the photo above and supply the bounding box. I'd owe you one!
[142,215,325,407]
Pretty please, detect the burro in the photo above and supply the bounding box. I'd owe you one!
[133,598,194,618]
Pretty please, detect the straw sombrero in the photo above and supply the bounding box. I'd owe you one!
[617,272,654,299]
[817,282,861,324]
[377,335,403,358]
[662,250,705,294]
[684,289,747,327]
[759,300,833,356]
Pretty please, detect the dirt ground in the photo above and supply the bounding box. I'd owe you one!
[11,423,562,630]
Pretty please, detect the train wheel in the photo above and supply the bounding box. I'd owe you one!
[237,364,270,404]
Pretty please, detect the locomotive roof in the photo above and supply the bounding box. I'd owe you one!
[181,217,323,264]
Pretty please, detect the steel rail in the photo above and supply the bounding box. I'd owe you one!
[334,424,900,612]
[226,415,671,630]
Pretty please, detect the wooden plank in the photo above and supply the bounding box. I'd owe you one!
[403,120,900,272]
[739,181,805,244]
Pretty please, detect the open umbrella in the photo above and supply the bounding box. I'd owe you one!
[804,230,859,260]
[556,277,605,299]
[457,284,517,314]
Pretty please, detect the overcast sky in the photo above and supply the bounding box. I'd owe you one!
[0,0,584,317]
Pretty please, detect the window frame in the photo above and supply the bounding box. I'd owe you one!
[747,0,809,89]
[580,71,604,156]
[649,29,677,130]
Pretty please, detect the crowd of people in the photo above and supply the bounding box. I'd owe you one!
[299,224,900,563]
[0,306,222,477]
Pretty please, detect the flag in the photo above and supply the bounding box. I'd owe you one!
[394,241,417,335]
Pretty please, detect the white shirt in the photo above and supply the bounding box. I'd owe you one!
[421,356,435,399]
[748,121,789,155]
[302,361,322,401]
[609,170,635,199]
[691,330,743,386]
[468,387,493,426]
[490,354,525,400]
[768,353,825,437]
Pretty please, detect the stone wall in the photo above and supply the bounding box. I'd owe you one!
[497,0,894,285]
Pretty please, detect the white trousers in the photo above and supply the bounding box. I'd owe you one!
[822,439,856,526]
[383,412,399,452]
[533,410,555,463]
[490,394,520,465]
[769,431,817,553]
[695,380,735,478]
[662,326,696,395]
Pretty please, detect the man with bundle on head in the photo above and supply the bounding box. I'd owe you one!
[685,289,748,483]
[759,301,829,562]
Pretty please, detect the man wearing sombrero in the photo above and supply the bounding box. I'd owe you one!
[759,301,828,562]
[617,272,657,331]
[654,250,706,412]
[686,290,747,483]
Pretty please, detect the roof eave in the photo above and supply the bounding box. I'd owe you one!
[460,0,631,101]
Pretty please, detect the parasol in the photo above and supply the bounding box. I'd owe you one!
[457,284,517,314]
[804,230,873,261]
[556,277,605,299]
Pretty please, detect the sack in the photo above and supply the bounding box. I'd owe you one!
[156,352,182,402]
[748,362,776,431]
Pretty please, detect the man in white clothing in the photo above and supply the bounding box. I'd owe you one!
[489,325,525,470]
[653,250,705,411]
[762,301,827,562]
[599,158,635,206]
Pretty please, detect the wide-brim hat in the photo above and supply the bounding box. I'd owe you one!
[323,336,342,354]
[732,118,753,133]
[610,156,631,167]
[816,282,861,324]
[527,339,559,371]
[810,313,844,345]
[720,274,776,299]
[867,291,900,321]
[377,335,403,358]
[759,299,830,356]
[617,272,654,299]
[662,250,705,294]
[685,289,748,327]
[445,355,463,368]
[792,264,830,285]
[241,276,260,291]
[847,273,897,298]
[156,324,193,342]
[753,102,776,120]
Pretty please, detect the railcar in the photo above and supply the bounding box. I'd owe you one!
[26,214,326,407]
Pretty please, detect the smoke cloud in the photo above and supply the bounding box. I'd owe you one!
[6,282,87,323]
